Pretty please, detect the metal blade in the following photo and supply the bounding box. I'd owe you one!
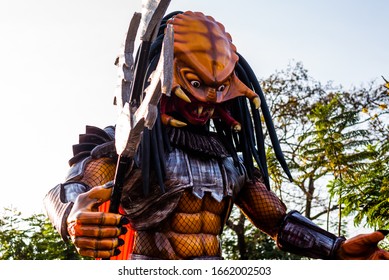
[116,23,174,158]
[135,23,174,129]
[139,0,171,41]
[114,12,141,109]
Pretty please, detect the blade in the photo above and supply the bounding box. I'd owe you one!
[114,12,141,109]
[139,0,171,41]
[135,23,174,129]
[116,23,174,158]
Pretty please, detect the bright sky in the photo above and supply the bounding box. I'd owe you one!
[0,0,388,223]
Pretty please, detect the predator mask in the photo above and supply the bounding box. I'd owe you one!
[160,11,260,130]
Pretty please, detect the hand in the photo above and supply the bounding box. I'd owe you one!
[67,182,128,259]
[337,231,389,260]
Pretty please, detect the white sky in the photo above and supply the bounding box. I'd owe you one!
[0,0,388,227]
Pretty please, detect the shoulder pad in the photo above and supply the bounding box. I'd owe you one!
[66,156,91,181]
[68,125,116,166]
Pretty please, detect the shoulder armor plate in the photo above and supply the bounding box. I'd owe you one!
[66,125,116,181]
[68,125,116,166]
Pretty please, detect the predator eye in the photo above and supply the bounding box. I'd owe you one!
[217,85,226,92]
[190,80,201,88]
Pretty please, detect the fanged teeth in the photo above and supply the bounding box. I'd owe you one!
[233,123,241,132]
[197,106,203,117]
[161,113,187,127]
[252,96,261,109]
[174,86,191,103]
[194,106,215,118]
[170,119,187,127]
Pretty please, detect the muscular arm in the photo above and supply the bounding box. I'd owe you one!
[234,177,286,239]
[234,177,346,259]
[234,172,389,260]
[78,157,116,188]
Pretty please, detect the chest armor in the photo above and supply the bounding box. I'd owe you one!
[165,148,247,202]
[120,147,248,230]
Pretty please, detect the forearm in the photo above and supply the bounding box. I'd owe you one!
[235,179,286,238]
[235,176,345,259]
[277,211,345,259]
[43,182,90,241]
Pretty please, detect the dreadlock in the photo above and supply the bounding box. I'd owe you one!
[134,11,292,196]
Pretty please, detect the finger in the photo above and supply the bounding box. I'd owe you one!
[78,248,121,259]
[377,230,389,236]
[71,183,115,213]
[72,186,113,212]
[369,248,389,260]
[68,224,126,238]
[361,231,387,245]
[73,211,123,226]
[73,236,123,251]
[377,250,389,260]
[87,183,114,201]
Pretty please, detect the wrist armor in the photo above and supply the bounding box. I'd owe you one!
[277,210,345,259]
[43,182,90,241]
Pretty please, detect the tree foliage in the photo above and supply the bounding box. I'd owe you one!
[262,62,389,227]
[332,137,389,229]
[224,62,389,258]
[0,207,87,260]
[299,95,375,234]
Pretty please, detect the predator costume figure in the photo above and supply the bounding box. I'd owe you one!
[44,5,389,260]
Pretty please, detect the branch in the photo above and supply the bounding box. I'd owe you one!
[310,205,339,220]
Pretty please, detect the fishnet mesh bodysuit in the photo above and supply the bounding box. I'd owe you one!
[78,156,286,259]
[132,190,227,259]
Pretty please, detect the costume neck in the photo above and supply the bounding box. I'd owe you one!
[166,126,229,159]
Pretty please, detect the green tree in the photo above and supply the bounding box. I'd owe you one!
[331,136,389,230]
[299,96,374,234]
[328,79,389,230]
[224,63,389,259]
[261,62,343,228]
[0,207,86,260]
[262,62,389,231]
